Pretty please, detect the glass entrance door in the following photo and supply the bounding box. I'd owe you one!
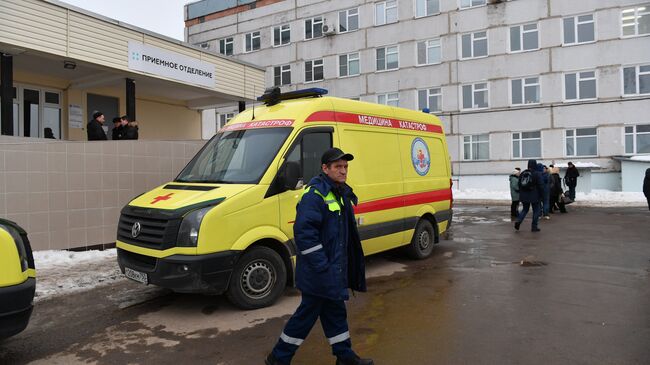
[23,88,40,137]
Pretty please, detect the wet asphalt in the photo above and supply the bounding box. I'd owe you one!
[1,205,649,365]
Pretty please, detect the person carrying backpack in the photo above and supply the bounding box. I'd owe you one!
[515,159,544,232]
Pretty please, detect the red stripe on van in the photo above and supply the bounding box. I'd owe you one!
[354,189,452,214]
[305,111,443,134]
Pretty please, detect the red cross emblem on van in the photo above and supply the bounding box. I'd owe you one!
[151,193,174,205]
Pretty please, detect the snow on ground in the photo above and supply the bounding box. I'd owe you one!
[453,188,647,207]
[32,248,124,301]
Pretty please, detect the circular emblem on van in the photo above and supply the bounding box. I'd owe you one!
[131,222,141,238]
[411,138,431,176]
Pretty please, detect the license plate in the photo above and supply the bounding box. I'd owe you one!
[124,267,148,285]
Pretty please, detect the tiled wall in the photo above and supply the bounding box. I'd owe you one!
[0,138,205,251]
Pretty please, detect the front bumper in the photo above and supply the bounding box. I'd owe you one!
[0,278,36,340]
[117,248,240,294]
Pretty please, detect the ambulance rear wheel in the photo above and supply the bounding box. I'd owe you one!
[405,219,435,259]
[227,246,287,310]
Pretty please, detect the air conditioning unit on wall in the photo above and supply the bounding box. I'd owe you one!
[322,19,336,35]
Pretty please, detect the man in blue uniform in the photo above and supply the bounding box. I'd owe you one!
[266,148,373,365]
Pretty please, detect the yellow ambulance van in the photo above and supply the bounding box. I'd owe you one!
[117,88,452,309]
[0,219,36,340]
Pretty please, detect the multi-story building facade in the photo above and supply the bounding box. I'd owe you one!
[185,0,650,191]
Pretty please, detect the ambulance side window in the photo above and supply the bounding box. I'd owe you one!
[301,132,331,183]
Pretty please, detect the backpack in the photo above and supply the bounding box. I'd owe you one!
[519,170,534,191]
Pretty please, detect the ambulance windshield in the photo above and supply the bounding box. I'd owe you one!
[175,128,292,184]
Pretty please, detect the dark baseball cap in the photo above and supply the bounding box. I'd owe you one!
[321,148,354,165]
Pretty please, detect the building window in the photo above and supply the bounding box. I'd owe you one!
[274,65,291,86]
[511,77,540,105]
[417,88,442,112]
[219,37,234,56]
[622,4,650,37]
[339,53,360,77]
[459,0,486,9]
[305,16,324,40]
[273,24,290,46]
[416,0,440,17]
[623,64,650,95]
[218,112,235,130]
[377,92,399,106]
[625,124,650,154]
[510,23,539,52]
[463,134,489,160]
[512,131,541,159]
[417,38,441,65]
[375,0,398,26]
[461,82,489,110]
[244,31,261,52]
[460,30,488,59]
[305,59,324,82]
[376,45,399,71]
[563,14,595,45]
[564,70,597,101]
[566,128,597,157]
[339,8,359,33]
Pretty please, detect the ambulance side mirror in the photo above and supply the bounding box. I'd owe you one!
[282,161,303,190]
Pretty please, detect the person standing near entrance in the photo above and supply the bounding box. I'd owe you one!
[643,168,650,211]
[266,148,373,365]
[87,111,107,141]
[111,117,125,140]
[509,168,521,219]
[515,159,544,232]
[564,162,580,201]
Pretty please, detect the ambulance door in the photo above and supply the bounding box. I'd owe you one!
[277,127,334,242]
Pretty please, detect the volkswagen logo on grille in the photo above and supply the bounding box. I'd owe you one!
[131,222,141,238]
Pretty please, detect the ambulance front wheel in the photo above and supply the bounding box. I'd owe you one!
[405,219,435,260]
[226,246,287,310]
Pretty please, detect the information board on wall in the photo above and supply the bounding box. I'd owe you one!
[128,41,215,88]
[68,104,83,129]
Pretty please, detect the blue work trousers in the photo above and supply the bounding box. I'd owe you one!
[517,201,540,229]
[271,294,354,364]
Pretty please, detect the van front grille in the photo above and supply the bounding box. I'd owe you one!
[117,207,182,249]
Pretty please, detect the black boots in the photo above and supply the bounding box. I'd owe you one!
[336,354,374,365]
[266,353,287,365]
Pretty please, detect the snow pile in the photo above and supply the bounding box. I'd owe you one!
[630,155,650,161]
[453,189,646,206]
[32,248,124,301]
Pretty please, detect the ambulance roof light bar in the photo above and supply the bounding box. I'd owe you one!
[258,87,328,106]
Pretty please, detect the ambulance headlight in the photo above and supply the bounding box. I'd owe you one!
[177,206,213,247]
[0,224,29,272]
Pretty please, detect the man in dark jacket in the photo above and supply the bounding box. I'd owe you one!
[515,159,544,232]
[564,162,580,200]
[643,169,650,209]
[87,111,107,141]
[267,148,372,365]
[111,117,125,140]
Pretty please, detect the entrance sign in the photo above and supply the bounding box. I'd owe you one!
[128,41,215,88]
[69,104,83,129]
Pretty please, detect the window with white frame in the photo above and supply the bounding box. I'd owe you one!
[460,30,488,59]
[305,59,324,82]
[623,64,650,95]
[339,53,360,77]
[462,82,489,109]
[274,64,291,86]
[305,16,324,40]
[417,88,442,112]
[622,4,650,37]
[564,71,597,101]
[375,0,398,26]
[625,124,650,154]
[510,23,539,52]
[376,45,399,71]
[460,0,486,9]
[339,8,359,33]
[566,128,598,156]
[417,38,441,65]
[219,37,234,56]
[463,134,489,160]
[218,112,235,130]
[377,92,399,106]
[416,0,440,17]
[511,77,540,105]
[244,31,261,52]
[512,131,541,159]
[563,14,595,45]
[273,24,290,46]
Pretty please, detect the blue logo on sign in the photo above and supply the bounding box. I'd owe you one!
[411,138,430,176]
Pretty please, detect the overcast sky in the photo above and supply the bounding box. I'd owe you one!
[60,0,189,41]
